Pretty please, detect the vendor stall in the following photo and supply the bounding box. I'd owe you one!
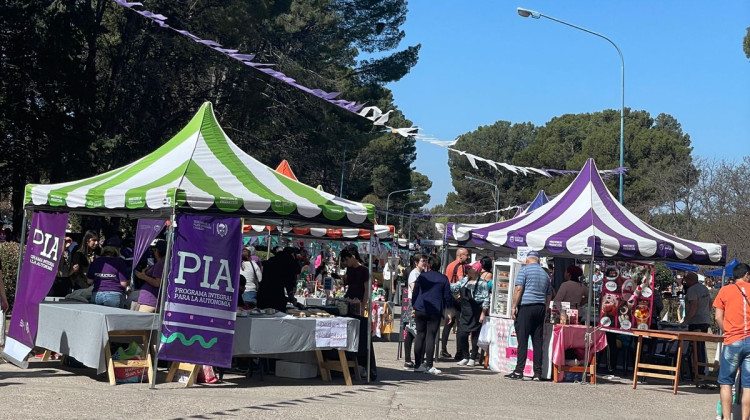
[444,159,727,381]
[34,301,158,384]
[4,102,379,386]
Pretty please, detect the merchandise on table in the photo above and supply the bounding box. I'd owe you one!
[597,260,655,332]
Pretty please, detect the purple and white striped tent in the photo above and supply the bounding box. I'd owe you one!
[446,159,726,265]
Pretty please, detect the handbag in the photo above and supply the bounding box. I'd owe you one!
[477,319,491,350]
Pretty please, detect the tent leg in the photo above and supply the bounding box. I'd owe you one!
[582,257,596,384]
[150,211,177,389]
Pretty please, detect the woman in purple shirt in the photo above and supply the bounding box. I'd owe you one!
[88,246,130,308]
[135,239,166,313]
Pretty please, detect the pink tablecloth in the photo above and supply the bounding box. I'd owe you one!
[551,325,608,366]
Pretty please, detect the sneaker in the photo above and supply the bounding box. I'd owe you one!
[456,358,470,366]
[504,372,523,380]
[532,375,542,381]
[467,359,477,367]
[440,350,452,359]
[403,361,415,369]
[414,365,426,373]
[425,366,442,375]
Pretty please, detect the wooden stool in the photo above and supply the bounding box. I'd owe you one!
[553,353,597,384]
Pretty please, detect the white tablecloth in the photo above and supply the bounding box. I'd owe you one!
[34,302,159,374]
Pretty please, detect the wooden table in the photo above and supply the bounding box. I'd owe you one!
[631,329,723,394]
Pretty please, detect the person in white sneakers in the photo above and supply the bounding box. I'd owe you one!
[450,261,490,367]
[411,255,452,375]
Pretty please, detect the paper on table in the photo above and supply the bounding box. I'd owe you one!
[315,318,348,348]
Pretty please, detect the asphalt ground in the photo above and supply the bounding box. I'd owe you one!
[0,334,721,420]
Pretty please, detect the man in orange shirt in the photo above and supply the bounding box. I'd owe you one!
[440,248,469,358]
[714,262,750,420]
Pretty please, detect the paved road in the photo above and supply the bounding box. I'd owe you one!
[0,338,719,420]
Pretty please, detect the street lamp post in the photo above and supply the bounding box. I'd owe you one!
[464,175,500,222]
[401,201,420,251]
[385,188,416,226]
[517,6,625,204]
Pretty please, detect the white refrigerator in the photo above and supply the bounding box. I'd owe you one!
[490,259,521,318]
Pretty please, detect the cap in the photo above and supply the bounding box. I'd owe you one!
[468,261,482,271]
[527,250,540,259]
[152,239,167,254]
[103,236,122,248]
[685,272,698,282]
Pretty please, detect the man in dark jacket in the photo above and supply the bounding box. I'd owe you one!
[257,247,301,312]
[412,255,452,375]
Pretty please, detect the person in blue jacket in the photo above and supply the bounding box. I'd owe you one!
[411,255,453,375]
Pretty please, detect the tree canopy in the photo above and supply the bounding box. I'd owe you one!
[448,109,696,223]
[0,0,424,233]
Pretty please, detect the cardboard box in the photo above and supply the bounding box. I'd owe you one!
[275,360,319,379]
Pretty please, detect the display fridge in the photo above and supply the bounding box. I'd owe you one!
[490,259,521,318]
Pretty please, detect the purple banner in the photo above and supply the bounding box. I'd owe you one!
[132,219,166,275]
[158,215,242,368]
[8,212,69,348]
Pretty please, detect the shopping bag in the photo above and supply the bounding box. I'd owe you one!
[113,342,147,384]
[197,365,219,384]
[478,320,491,350]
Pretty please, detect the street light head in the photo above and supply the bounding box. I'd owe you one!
[517,7,540,19]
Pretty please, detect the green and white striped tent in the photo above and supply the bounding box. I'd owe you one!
[24,102,375,228]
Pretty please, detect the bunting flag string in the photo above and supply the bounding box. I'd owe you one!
[112,1,420,134]
[376,204,523,220]
[446,147,628,179]
[113,1,629,181]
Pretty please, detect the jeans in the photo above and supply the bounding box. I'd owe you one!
[242,290,258,305]
[415,311,441,368]
[92,291,124,308]
[718,336,750,386]
[514,304,546,376]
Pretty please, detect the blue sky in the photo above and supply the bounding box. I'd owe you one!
[387,0,750,207]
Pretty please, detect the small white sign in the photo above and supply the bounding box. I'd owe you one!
[516,246,532,262]
[315,318,348,348]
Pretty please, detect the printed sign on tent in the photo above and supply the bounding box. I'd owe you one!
[158,215,242,368]
[3,211,68,367]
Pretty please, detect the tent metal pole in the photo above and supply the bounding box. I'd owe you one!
[149,210,177,389]
[367,235,373,383]
[582,256,596,384]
